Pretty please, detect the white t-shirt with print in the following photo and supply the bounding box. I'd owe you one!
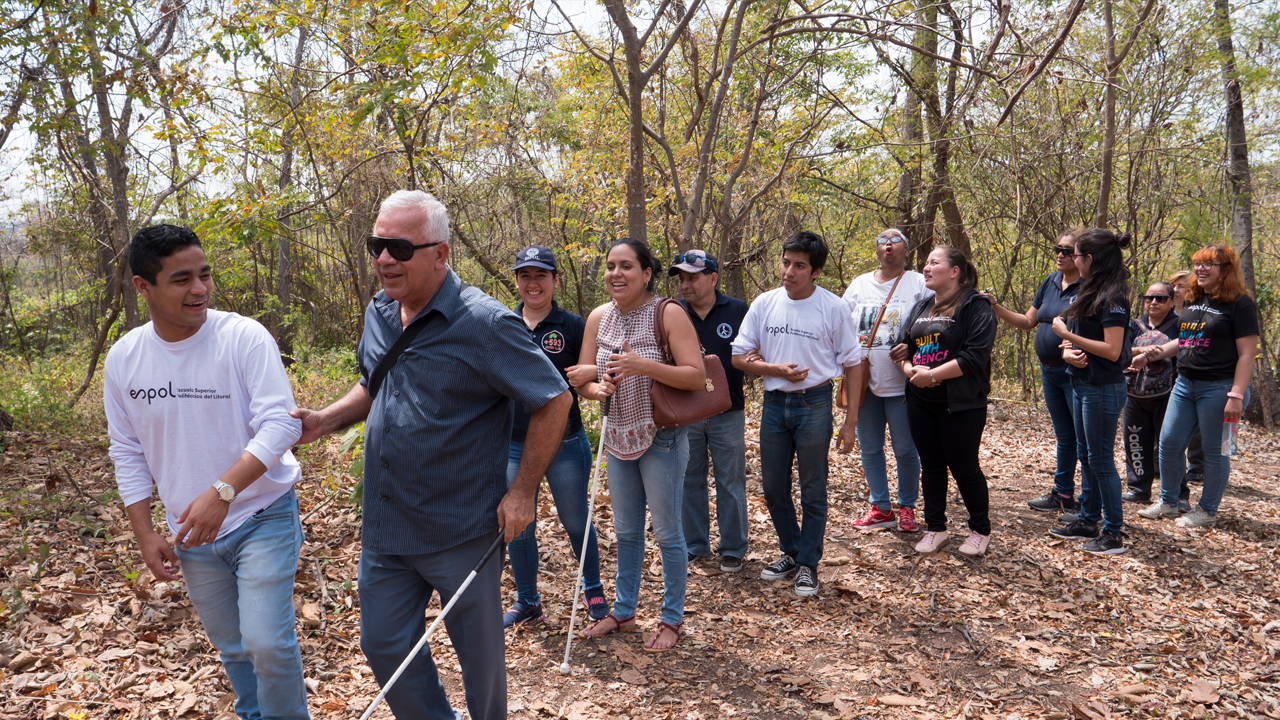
[104,310,303,539]
[842,270,933,397]
[731,286,863,392]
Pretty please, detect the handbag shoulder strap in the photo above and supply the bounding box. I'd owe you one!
[653,297,675,362]
[368,281,469,400]
[865,271,905,348]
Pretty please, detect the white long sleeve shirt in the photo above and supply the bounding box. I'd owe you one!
[731,286,863,392]
[104,310,303,539]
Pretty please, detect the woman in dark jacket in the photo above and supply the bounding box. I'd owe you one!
[892,246,998,556]
[1120,281,1184,505]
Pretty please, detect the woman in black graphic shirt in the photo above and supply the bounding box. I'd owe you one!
[1137,244,1259,528]
[892,247,997,557]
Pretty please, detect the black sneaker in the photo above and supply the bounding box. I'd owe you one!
[1048,520,1100,540]
[502,600,545,629]
[1082,531,1127,555]
[1058,512,1080,524]
[795,566,819,597]
[719,555,744,573]
[1177,499,1192,514]
[1028,491,1078,513]
[584,587,609,621]
[760,555,798,581]
[1121,490,1151,504]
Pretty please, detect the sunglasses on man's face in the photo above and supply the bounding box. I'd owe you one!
[1053,246,1074,256]
[1144,294,1171,302]
[876,234,906,245]
[366,236,443,261]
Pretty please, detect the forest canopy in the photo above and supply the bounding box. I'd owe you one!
[1,0,1278,423]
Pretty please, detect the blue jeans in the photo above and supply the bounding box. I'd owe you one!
[359,533,506,720]
[176,490,308,720]
[507,428,605,608]
[1158,376,1250,514]
[1071,380,1126,533]
[760,386,833,569]
[856,392,920,511]
[682,409,749,560]
[1042,364,1079,496]
[608,426,690,626]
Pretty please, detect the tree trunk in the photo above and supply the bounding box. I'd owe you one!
[1215,0,1280,429]
[274,25,309,363]
[1095,0,1118,227]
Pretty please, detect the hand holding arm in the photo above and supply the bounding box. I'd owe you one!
[290,381,373,444]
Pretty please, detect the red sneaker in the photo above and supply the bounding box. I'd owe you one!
[897,506,919,533]
[852,506,897,531]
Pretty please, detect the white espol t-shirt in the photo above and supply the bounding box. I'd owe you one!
[731,286,863,392]
[842,271,933,397]
[104,310,303,539]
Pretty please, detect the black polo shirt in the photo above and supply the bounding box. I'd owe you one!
[680,290,750,412]
[512,301,585,442]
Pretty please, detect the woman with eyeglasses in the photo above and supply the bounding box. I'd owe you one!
[842,228,932,534]
[981,229,1084,515]
[569,238,705,653]
[1046,228,1131,555]
[1120,282,1187,507]
[1137,245,1259,528]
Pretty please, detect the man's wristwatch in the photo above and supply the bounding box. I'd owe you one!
[213,480,237,503]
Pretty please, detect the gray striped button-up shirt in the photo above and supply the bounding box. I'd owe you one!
[357,268,567,555]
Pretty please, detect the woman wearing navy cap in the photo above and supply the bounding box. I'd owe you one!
[501,245,611,628]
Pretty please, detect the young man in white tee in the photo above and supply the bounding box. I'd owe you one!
[104,225,309,720]
[731,231,862,598]
[842,228,933,533]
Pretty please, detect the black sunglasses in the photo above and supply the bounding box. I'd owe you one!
[1144,294,1171,302]
[1052,246,1074,256]
[366,236,443,261]
[673,253,718,270]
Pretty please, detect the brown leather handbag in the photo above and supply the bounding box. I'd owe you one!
[837,271,904,411]
[649,298,732,428]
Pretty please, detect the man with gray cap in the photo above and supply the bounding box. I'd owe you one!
[290,191,572,720]
[670,250,751,573]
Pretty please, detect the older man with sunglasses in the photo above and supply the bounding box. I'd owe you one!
[291,190,572,720]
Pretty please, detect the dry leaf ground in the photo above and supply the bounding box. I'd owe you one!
[2,394,1279,720]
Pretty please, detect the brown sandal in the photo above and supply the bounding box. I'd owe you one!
[580,613,635,639]
[643,621,684,653]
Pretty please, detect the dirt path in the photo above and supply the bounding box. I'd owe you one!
[1,399,1278,719]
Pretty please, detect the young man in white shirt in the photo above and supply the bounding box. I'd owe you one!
[842,228,933,533]
[731,231,863,597]
[104,225,308,720]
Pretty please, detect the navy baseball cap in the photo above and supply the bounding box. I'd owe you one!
[514,245,558,272]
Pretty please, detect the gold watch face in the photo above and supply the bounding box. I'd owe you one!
[218,485,235,502]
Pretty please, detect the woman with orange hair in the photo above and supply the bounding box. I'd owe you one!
[1137,245,1259,528]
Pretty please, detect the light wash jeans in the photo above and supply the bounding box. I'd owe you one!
[506,428,605,608]
[682,409,749,560]
[608,426,690,626]
[1158,376,1250,514]
[1071,380,1126,534]
[176,490,308,720]
[856,392,920,511]
[1041,364,1079,496]
[760,386,833,569]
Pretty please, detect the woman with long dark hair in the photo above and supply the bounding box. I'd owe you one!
[893,247,998,556]
[982,229,1085,514]
[1047,228,1131,555]
[570,238,705,652]
[1137,244,1259,528]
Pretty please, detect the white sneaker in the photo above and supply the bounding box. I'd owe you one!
[957,531,990,556]
[1176,507,1217,528]
[914,531,950,554]
[1137,500,1180,520]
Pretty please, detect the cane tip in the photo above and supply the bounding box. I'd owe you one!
[559,663,571,675]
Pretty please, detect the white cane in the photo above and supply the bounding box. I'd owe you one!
[560,362,617,675]
[359,527,505,720]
